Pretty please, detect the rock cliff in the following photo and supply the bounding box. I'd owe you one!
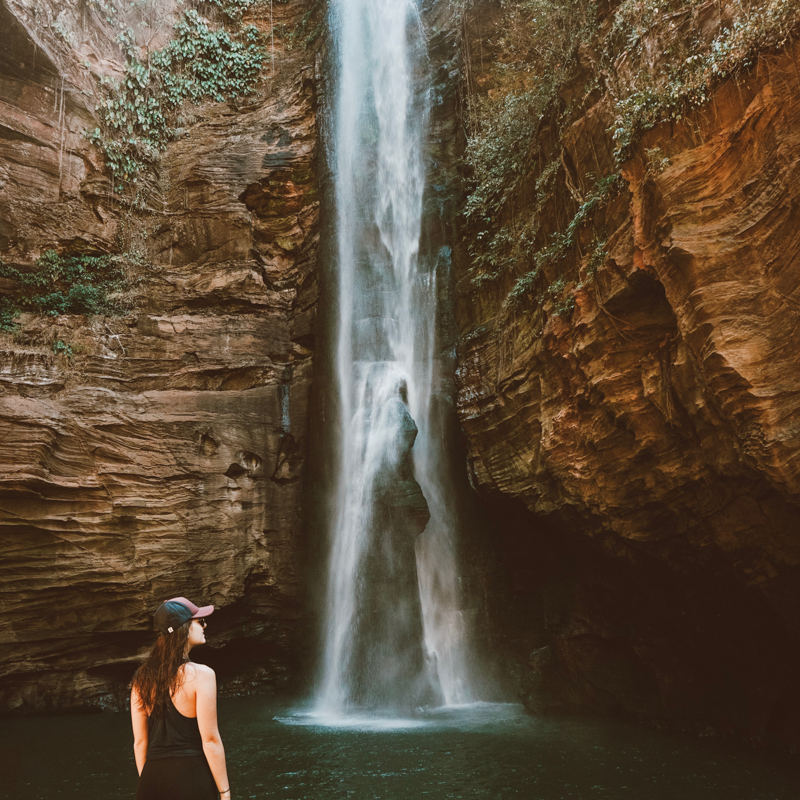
[454,0,800,747]
[3,0,799,752]
[0,0,319,711]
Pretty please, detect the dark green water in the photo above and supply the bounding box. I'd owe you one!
[1,699,798,799]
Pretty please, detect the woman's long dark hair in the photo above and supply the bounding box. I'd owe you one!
[131,621,191,716]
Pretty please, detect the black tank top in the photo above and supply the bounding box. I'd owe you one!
[147,698,204,760]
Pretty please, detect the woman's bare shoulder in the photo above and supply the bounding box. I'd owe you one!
[183,662,216,680]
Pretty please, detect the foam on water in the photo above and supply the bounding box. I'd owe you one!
[276,711,430,732]
[279,702,525,733]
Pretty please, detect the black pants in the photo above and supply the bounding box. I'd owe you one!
[137,755,218,800]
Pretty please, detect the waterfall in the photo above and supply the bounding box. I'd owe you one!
[316,0,476,715]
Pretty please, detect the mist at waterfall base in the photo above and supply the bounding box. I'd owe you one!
[3,697,800,799]
[314,0,485,716]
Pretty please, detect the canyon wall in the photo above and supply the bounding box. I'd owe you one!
[0,0,319,711]
[2,0,799,752]
[453,0,800,747]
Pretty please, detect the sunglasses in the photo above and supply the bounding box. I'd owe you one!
[194,618,207,628]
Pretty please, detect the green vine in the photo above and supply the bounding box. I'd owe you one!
[87,0,118,26]
[87,3,267,188]
[505,173,622,309]
[280,0,325,50]
[0,298,18,333]
[0,250,131,329]
[52,338,76,360]
[610,0,798,159]
[205,0,265,21]
[458,0,799,313]
[585,237,608,280]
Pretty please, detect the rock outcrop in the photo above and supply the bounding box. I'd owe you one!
[454,4,800,747]
[0,0,319,711]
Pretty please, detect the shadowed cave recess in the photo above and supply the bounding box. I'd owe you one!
[0,0,799,754]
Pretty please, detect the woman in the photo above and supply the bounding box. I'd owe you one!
[131,596,231,800]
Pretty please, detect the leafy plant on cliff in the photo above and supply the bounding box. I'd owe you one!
[0,298,18,332]
[644,147,670,177]
[459,0,599,294]
[87,2,267,188]
[205,0,266,21]
[0,251,131,322]
[464,92,542,226]
[505,174,622,308]
[275,0,325,50]
[464,161,556,289]
[609,0,799,159]
[52,338,76,360]
[87,0,118,25]
[586,236,608,279]
[458,0,800,312]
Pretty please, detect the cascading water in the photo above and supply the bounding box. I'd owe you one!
[316,0,478,716]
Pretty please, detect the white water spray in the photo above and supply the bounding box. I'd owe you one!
[317,0,477,716]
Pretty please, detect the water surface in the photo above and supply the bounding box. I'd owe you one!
[2,699,799,799]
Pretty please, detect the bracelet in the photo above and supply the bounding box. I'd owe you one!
[219,789,230,795]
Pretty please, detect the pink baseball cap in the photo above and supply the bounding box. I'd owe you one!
[154,596,214,634]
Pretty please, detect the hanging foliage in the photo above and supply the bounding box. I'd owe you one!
[86,1,268,189]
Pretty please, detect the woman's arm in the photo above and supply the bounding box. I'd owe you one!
[195,665,231,798]
[130,686,149,776]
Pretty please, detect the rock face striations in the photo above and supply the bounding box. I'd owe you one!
[2,0,800,752]
[454,2,800,747]
[0,0,319,711]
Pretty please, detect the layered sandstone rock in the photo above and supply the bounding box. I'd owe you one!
[0,0,318,711]
[4,0,800,752]
[454,9,800,746]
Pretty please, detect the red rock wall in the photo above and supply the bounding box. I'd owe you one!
[0,0,318,711]
[4,0,800,749]
[454,9,800,746]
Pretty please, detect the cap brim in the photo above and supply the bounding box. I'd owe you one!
[191,604,214,619]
